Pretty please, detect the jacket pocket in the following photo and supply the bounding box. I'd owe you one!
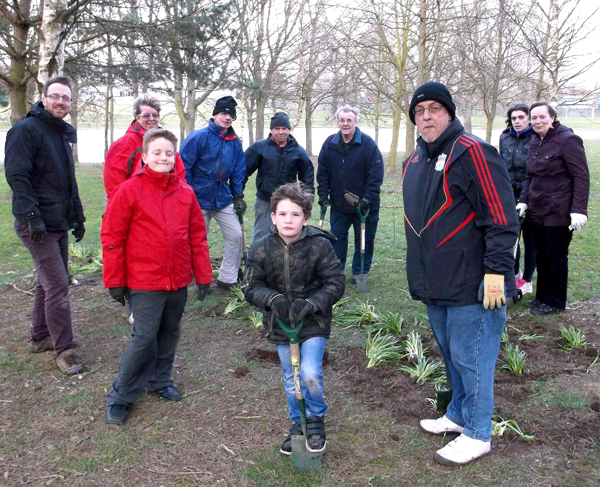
[37,190,65,229]
[424,247,467,301]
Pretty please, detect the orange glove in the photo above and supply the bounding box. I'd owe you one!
[483,274,506,310]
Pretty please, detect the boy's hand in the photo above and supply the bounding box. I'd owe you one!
[197,284,211,301]
[109,287,126,306]
[289,299,313,328]
[271,295,292,322]
[318,199,329,209]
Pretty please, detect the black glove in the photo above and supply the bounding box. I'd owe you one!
[289,299,313,328]
[318,199,330,209]
[271,295,292,321]
[197,284,211,301]
[233,196,247,215]
[358,198,370,213]
[28,217,46,244]
[72,222,86,242]
[109,287,126,306]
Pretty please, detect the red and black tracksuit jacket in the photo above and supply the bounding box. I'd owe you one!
[402,119,518,307]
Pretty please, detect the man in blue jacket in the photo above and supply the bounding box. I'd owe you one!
[180,96,246,290]
[402,82,518,466]
[316,105,384,283]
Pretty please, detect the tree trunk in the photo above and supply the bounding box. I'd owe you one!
[548,0,559,104]
[71,81,79,163]
[38,0,68,86]
[388,103,402,173]
[8,16,31,125]
[305,92,313,156]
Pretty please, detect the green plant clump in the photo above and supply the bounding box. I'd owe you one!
[398,357,445,385]
[502,343,527,374]
[365,330,403,368]
[368,311,404,335]
[492,415,535,441]
[332,299,379,329]
[558,324,588,351]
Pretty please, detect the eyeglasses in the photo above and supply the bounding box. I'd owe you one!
[46,94,72,102]
[413,104,443,117]
[139,113,160,119]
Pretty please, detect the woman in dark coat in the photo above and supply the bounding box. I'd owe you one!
[517,102,590,315]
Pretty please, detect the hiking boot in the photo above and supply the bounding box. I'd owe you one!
[419,415,464,436]
[280,422,303,456]
[531,302,562,315]
[305,416,327,453]
[55,349,83,375]
[528,298,541,309]
[149,386,182,402]
[433,434,491,466]
[216,279,236,291]
[105,404,128,424]
[29,336,54,353]
[517,280,533,295]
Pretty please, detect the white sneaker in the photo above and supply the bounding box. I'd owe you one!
[419,415,464,436]
[519,281,533,295]
[433,434,491,466]
[128,313,134,325]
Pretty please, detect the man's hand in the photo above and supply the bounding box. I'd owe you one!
[358,198,370,213]
[270,295,292,321]
[289,299,313,328]
[28,217,46,243]
[72,222,86,242]
[109,287,126,306]
[483,274,506,310]
[318,199,330,209]
[516,203,527,218]
[197,284,211,301]
[568,213,587,231]
[233,196,247,215]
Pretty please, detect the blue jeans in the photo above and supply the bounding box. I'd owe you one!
[427,303,506,442]
[276,337,327,424]
[252,197,273,243]
[330,208,379,275]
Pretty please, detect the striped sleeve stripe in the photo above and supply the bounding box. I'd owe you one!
[459,135,508,226]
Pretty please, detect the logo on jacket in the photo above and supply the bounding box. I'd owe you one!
[435,153,447,171]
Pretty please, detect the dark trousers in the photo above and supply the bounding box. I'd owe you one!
[14,220,73,355]
[530,221,572,309]
[330,208,379,275]
[515,219,536,282]
[107,287,187,407]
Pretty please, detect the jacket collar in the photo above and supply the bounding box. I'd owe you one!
[27,101,77,143]
[140,165,178,190]
[332,127,363,146]
[209,118,238,139]
[417,118,464,158]
[508,125,533,137]
[127,120,145,136]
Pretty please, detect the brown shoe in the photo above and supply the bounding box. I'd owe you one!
[56,349,84,375]
[30,336,54,353]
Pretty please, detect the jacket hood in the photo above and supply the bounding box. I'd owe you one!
[27,101,77,142]
[417,117,464,158]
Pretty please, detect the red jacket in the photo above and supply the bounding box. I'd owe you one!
[104,121,186,199]
[101,167,212,291]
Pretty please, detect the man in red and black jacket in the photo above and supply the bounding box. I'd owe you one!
[402,82,518,466]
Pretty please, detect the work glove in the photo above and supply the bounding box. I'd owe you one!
[358,198,371,213]
[28,217,46,243]
[197,284,211,301]
[233,196,247,215]
[568,213,587,232]
[270,294,292,321]
[482,274,506,310]
[318,199,330,209]
[289,299,313,328]
[72,222,86,242]
[516,203,527,218]
[109,287,126,306]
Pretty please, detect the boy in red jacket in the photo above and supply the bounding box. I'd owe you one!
[101,129,212,425]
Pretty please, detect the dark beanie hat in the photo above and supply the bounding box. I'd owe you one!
[409,82,456,124]
[213,96,237,120]
[270,111,291,130]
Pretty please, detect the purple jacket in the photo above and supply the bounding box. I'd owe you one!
[519,122,589,227]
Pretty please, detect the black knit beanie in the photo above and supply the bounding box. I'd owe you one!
[213,96,237,120]
[270,112,291,130]
[409,82,456,124]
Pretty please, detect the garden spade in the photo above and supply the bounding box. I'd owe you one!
[235,206,247,280]
[344,191,370,293]
[277,317,323,472]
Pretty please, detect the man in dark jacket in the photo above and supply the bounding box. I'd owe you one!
[5,76,85,375]
[402,82,518,465]
[316,105,384,282]
[245,112,314,242]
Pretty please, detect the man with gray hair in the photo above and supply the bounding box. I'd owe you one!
[316,105,384,283]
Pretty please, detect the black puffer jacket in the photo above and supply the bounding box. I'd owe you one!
[5,102,85,231]
[242,226,345,345]
[499,125,534,199]
[245,134,314,202]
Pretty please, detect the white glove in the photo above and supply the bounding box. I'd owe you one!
[569,213,587,231]
[516,203,527,218]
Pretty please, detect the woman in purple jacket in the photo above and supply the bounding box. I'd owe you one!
[517,101,590,315]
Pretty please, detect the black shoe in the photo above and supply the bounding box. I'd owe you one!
[105,405,127,424]
[150,386,183,402]
[216,280,236,291]
[528,298,541,309]
[531,302,562,315]
[306,416,327,453]
[280,423,303,456]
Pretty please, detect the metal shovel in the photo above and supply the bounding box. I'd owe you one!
[235,206,247,280]
[355,205,370,293]
[277,318,322,472]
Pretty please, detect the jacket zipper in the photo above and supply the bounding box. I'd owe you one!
[284,245,292,299]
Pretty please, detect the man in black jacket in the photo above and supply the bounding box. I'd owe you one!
[402,82,518,466]
[245,112,314,242]
[316,105,384,282]
[5,76,85,376]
